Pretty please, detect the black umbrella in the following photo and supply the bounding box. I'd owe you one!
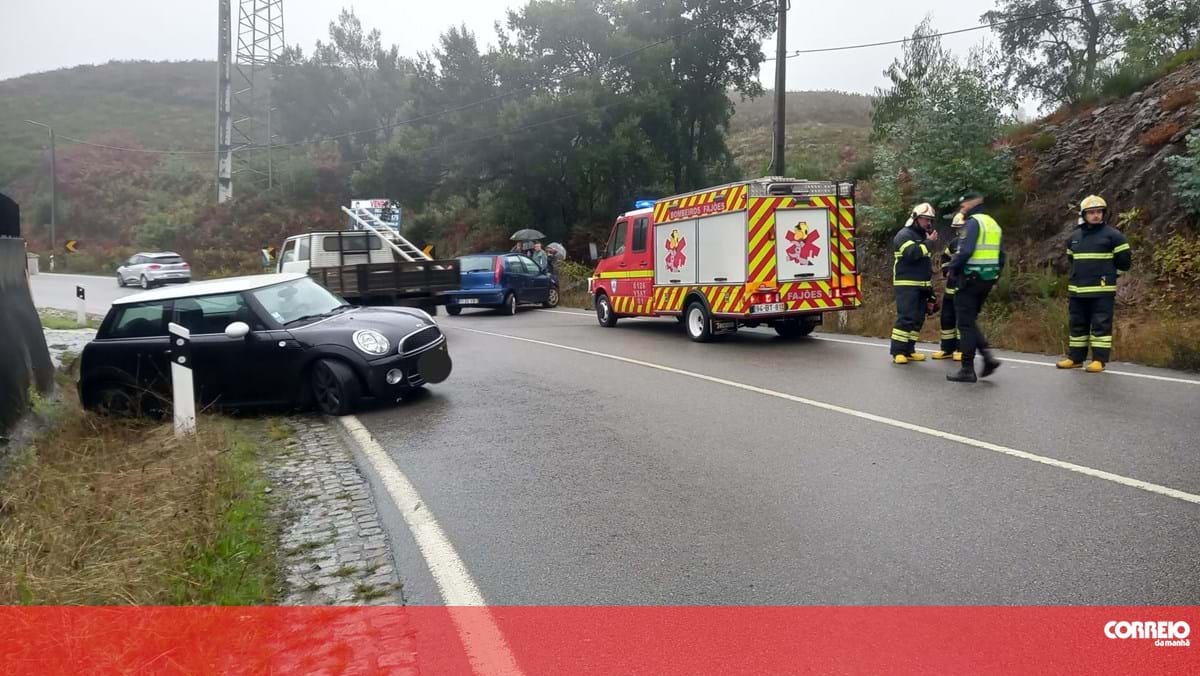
[510,228,546,241]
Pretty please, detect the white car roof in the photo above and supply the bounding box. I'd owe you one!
[137,251,182,258]
[114,272,309,306]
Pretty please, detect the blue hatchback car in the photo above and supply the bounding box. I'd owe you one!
[443,253,559,315]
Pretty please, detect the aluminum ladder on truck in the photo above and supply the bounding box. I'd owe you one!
[340,205,431,262]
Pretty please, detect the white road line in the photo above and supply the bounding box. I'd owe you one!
[337,415,524,676]
[453,326,1200,506]
[810,335,1200,386]
[532,311,1200,386]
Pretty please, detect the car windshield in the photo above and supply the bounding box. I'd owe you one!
[459,255,494,273]
[249,277,348,325]
[148,255,183,264]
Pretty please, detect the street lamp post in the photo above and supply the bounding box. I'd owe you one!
[24,120,57,254]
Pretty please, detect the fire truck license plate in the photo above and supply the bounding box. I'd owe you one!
[751,302,785,314]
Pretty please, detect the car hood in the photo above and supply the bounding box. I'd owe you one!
[288,307,435,342]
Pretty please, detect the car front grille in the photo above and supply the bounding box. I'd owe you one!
[401,326,442,354]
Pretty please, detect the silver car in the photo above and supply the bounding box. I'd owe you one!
[116,252,192,289]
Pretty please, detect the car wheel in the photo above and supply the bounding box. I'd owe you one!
[310,359,360,416]
[93,384,137,417]
[686,301,713,343]
[501,293,517,316]
[140,275,150,289]
[595,293,618,327]
[446,306,462,316]
[116,272,125,287]
[543,287,560,308]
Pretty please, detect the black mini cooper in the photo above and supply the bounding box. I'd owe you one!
[79,273,452,415]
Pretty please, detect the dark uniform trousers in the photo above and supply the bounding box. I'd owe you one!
[954,276,994,363]
[1068,294,1115,363]
[891,287,928,355]
[939,288,958,352]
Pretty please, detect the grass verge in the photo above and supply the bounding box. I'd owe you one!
[0,375,282,605]
[830,278,1200,371]
[38,308,102,330]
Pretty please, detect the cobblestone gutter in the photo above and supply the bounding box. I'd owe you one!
[268,416,404,605]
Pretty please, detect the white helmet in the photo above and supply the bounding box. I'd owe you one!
[905,202,936,228]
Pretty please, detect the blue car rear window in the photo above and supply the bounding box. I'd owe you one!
[460,256,494,273]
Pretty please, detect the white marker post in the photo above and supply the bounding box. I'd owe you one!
[75,285,86,327]
[168,322,196,437]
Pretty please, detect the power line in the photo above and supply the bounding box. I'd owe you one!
[45,0,775,157]
[263,0,775,151]
[764,0,1119,59]
[40,0,1124,157]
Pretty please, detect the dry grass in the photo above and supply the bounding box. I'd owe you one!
[0,388,280,605]
[1161,86,1199,113]
[1139,120,1183,147]
[827,279,1199,371]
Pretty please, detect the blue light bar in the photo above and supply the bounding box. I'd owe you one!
[633,199,656,209]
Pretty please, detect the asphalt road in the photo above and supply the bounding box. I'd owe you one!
[353,307,1200,606]
[29,272,145,315]
[30,270,1200,605]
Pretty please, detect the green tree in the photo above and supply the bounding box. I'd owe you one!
[1167,130,1200,218]
[983,0,1121,106]
[871,17,955,142]
[1114,0,1200,69]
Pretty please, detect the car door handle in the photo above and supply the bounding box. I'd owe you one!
[639,262,648,267]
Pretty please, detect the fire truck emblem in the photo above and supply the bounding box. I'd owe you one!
[664,229,687,272]
[785,222,820,265]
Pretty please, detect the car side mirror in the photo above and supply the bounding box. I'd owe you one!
[224,321,250,339]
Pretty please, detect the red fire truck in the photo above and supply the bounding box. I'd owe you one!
[588,177,861,341]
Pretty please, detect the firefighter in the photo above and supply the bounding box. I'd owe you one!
[890,203,938,364]
[945,192,1004,383]
[1056,195,1132,373]
[932,212,965,361]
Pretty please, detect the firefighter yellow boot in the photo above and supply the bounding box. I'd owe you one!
[1056,359,1083,369]
[906,353,926,362]
[893,354,909,365]
[931,351,952,360]
[953,351,963,362]
[1086,361,1106,373]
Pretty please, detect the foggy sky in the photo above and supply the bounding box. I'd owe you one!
[2,0,1000,94]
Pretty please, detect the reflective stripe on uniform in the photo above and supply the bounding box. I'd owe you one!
[945,287,957,295]
[940,329,958,339]
[1068,284,1116,294]
[1091,335,1113,347]
[909,331,921,341]
[1072,252,1114,260]
[894,280,932,287]
[891,329,910,341]
[1068,335,1089,347]
[1113,243,1131,254]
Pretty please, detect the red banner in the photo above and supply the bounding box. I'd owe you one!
[1,606,1196,674]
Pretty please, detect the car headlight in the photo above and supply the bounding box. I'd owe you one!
[352,329,391,355]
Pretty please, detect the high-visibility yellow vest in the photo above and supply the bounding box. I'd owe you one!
[965,214,1002,280]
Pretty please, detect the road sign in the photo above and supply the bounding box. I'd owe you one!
[64,239,78,253]
[422,244,435,257]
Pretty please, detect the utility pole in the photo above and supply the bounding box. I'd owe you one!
[770,0,788,176]
[25,120,57,252]
[217,0,233,202]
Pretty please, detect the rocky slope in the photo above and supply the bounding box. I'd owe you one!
[1012,60,1200,258]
